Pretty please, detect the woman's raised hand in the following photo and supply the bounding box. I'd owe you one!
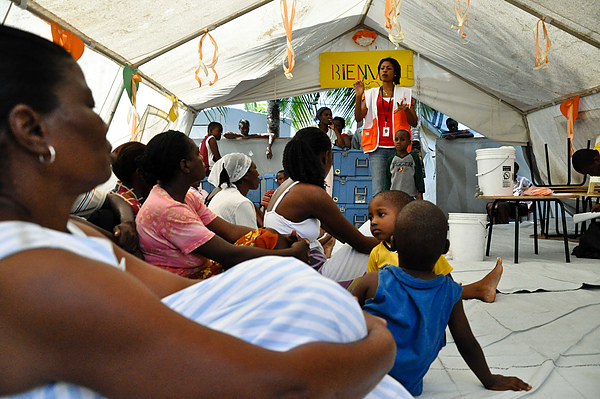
[353,80,365,97]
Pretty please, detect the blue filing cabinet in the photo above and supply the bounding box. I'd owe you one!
[337,204,369,228]
[332,149,370,176]
[263,173,277,192]
[332,149,372,228]
[332,176,373,205]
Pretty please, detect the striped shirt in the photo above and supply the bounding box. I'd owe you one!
[0,222,410,399]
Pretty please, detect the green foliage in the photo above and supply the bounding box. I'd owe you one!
[244,102,267,113]
[200,106,229,121]
[278,88,357,130]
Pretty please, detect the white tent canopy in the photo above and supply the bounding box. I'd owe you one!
[3,0,600,183]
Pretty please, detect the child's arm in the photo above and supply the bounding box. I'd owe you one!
[351,271,379,307]
[448,300,531,392]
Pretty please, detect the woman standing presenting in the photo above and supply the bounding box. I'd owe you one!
[354,57,418,195]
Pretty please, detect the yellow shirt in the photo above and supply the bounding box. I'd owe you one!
[366,241,453,275]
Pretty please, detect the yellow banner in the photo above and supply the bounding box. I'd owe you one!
[319,50,414,89]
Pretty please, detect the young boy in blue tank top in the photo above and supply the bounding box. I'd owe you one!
[352,200,531,396]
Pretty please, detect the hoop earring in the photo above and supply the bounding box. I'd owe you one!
[39,145,56,165]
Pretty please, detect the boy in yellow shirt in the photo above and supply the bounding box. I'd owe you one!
[366,190,503,302]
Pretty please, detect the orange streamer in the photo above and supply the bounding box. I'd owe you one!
[194,32,219,87]
[130,74,143,140]
[384,0,404,47]
[451,0,470,40]
[560,96,580,157]
[533,19,551,70]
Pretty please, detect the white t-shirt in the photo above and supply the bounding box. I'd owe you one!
[208,186,258,229]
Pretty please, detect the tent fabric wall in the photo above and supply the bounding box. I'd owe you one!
[3,0,600,186]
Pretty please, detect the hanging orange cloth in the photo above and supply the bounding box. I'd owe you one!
[384,0,404,47]
[129,73,143,140]
[533,19,551,70]
[51,22,85,60]
[451,0,470,40]
[560,96,580,157]
[195,31,219,87]
[281,0,296,79]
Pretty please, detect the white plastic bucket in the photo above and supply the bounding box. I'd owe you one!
[476,146,516,196]
[447,213,488,261]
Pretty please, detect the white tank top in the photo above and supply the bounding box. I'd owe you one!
[263,181,322,249]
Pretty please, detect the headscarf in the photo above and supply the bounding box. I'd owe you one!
[208,152,252,188]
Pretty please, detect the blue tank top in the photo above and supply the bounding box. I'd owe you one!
[363,266,463,396]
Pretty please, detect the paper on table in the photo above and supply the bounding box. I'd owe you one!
[573,212,600,224]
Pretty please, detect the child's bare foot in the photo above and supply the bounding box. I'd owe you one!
[461,257,503,302]
[478,258,503,303]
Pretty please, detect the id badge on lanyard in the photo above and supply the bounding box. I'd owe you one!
[382,127,390,137]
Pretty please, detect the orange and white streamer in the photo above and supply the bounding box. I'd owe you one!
[129,73,143,140]
[384,0,404,48]
[451,0,470,40]
[533,19,551,70]
[281,0,296,79]
[195,32,219,87]
[560,96,580,157]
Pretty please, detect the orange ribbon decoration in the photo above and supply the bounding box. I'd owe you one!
[130,73,143,140]
[194,32,219,87]
[384,0,404,47]
[50,22,85,60]
[451,0,470,40]
[281,0,296,79]
[560,96,580,157]
[533,19,551,70]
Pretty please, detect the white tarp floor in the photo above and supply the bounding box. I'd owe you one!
[423,220,600,398]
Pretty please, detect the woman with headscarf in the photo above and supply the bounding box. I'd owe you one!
[136,131,307,279]
[207,153,261,229]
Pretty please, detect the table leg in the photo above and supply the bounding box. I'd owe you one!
[486,199,499,257]
[533,200,538,254]
[554,202,559,235]
[514,200,519,264]
[575,197,580,237]
[557,200,570,263]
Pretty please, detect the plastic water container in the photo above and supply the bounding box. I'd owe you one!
[475,146,516,196]
[447,213,488,261]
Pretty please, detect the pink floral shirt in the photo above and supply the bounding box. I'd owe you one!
[137,185,217,275]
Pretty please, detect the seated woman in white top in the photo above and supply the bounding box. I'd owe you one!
[264,127,378,270]
[207,153,261,229]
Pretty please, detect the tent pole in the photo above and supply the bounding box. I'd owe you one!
[357,0,374,26]
[502,0,600,50]
[103,79,125,129]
